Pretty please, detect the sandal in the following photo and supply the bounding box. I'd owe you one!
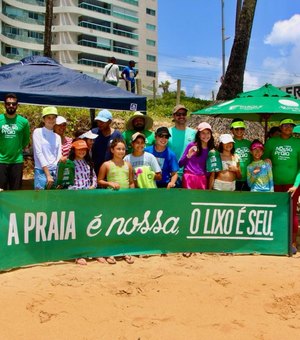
[123,255,134,264]
[75,258,87,265]
[106,256,116,264]
[95,257,106,263]
[183,252,192,258]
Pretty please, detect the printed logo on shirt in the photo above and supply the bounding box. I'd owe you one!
[274,145,293,160]
[235,146,250,160]
[1,124,18,138]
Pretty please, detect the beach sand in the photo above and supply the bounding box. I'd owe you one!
[1,253,300,339]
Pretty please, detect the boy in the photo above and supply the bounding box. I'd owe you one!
[124,132,161,188]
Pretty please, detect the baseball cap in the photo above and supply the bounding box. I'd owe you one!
[95,109,112,122]
[72,140,88,149]
[55,116,67,125]
[42,106,58,117]
[78,130,98,139]
[250,141,264,151]
[131,132,146,142]
[230,120,246,129]
[280,118,295,126]
[173,104,188,115]
[219,134,235,144]
[198,122,212,132]
[155,127,171,137]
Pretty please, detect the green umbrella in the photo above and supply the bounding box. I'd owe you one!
[193,84,300,138]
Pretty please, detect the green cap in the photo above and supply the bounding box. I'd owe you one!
[230,121,246,129]
[280,118,295,126]
[42,106,58,117]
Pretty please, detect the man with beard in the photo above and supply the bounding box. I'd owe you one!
[122,111,155,154]
[0,93,30,190]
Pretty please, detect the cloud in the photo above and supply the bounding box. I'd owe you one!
[264,14,300,45]
[157,71,188,95]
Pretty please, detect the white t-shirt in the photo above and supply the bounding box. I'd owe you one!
[103,63,119,83]
[124,151,161,173]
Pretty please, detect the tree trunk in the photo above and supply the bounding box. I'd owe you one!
[44,0,54,57]
[216,0,257,100]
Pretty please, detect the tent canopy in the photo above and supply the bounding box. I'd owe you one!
[0,56,146,111]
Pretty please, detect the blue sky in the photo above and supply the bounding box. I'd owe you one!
[157,1,300,99]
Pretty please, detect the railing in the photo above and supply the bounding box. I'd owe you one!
[112,11,138,23]
[78,21,111,33]
[118,0,139,6]
[113,28,138,40]
[79,2,111,15]
[78,39,111,50]
[113,46,138,56]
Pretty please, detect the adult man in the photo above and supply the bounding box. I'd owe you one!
[168,104,196,182]
[145,127,179,188]
[122,111,155,154]
[121,60,138,93]
[230,118,252,191]
[91,109,123,175]
[0,93,30,190]
[264,118,300,253]
[102,57,119,86]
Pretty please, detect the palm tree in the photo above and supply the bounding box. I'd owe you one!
[44,0,54,57]
[217,0,257,100]
[159,80,171,94]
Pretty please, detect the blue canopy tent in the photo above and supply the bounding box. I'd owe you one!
[0,56,146,112]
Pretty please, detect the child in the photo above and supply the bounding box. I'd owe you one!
[32,107,61,190]
[209,134,241,191]
[97,138,135,264]
[98,138,135,190]
[68,140,97,190]
[124,132,162,188]
[179,122,214,189]
[247,140,274,192]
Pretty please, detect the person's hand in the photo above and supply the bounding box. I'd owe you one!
[60,156,67,163]
[46,175,54,189]
[187,146,197,158]
[288,186,298,197]
[253,167,261,175]
[167,182,176,189]
[109,182,120,190]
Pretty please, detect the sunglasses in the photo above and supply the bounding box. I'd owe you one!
[5,102,18,107]
[158,134,169,139]
[281,124,294,128]
[175,112,187,117]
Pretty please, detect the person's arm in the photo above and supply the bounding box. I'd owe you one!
[97,162,120,190]
[167,171,178,189]
[22,120,30,148]
[179,144,195,167]
[208,172,215,190]
[127,162,135,188]
[154,172,162,181]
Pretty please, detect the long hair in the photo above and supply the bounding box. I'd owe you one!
[195,130,215,155]
[69,146,95,185]
[218,142,235,155]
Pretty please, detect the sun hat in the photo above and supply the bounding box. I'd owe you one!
[250,141,264,151]
[131,132,146,142]
[42,106,58,117]
[173,104,188,115]
[72,140,88,150]
[95,109,112,122]
[126,111,153,130]
[280,118,295,126]
[155,126,171,137]
[230,120,246,129]
[78,130,98,139]
[55,116,67,125]
[197,122,212,132]
[219,134,235,144]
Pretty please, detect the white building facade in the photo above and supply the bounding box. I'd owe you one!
[0,0,158,92]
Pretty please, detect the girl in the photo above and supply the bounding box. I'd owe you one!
[68,140,97,266]
[32,106,61,190]
[209,134,241,191]
[179,122,215,189]
[97,138,135,264]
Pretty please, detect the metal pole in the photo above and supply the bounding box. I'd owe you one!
[221,0,225,78]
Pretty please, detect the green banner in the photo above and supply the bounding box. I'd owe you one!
[0,189,291,271]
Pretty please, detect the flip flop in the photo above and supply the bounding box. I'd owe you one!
[123,255,134,264]
[106,256,116,264]
[95,257,106,263]
[183,252,192,258]
[75,258,87,265]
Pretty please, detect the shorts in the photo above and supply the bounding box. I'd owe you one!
[182,172,207,190]
[34,168,57,190]
[213,179,236,191]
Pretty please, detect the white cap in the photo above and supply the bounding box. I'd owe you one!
[219,134,235,144]
[78,130,98,140]
[55,116,67,125]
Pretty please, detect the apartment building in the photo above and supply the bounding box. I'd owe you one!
[0,0,158,93]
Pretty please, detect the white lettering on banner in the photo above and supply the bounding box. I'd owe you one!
[188,203,276,240]
[7,211,76,245]
[87,210,180,237]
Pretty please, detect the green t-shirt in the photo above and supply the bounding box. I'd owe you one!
[264,136,300,185]
[168,127,196,177]
[0,114,30,164]
[122,129,155,154]
[234,138,252,181]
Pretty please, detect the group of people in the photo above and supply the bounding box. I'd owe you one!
[1,93,300,257]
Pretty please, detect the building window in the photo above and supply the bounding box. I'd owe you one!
[146,70,156,78]
[146,39,156,46]
[146,8,156,16]
[147,55,156,62]
[146,23,156,31]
